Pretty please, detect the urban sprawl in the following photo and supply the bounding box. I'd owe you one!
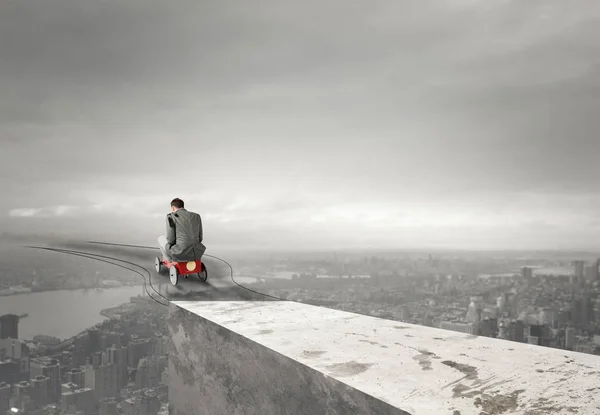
[0,251,599,414]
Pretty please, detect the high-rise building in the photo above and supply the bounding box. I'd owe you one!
[73,333,90,367]
[61,382,79,393]
[122,393,160,415]
[0,382,10,413]
[557,309,570,327]
[11,394,36,413]
[399,306,410,322]
[0,358,18,384]
[585,265,598,282]
[30,357,61,403]
[55,350,72,371]
[508,320,525,343]
[106,346,128,391]
[85,363,118,400]
[60,384,95,414]
[566,327,576,349]
[497,321,509,340]
[153,335,168,355]
[521,267,533,279]
[480,318,495,337]
[29,375,50,407]
[593,259,600,281]
[585,295,595,324]
[66,368,86,388]
[496,295,507,314]
[88,328,101,354]
[160,367,169,385]
[99,398,119,415]
[528,325,549,346]
[570,295,593,328]
[135,358,160,390]
[466,295,483,327]
[515,320,525,342]
[99,331,122,351]
[574,260,585,279]
[13,381,30,401]
[0,315,19,340]
[156,355,168,376]
[0,338,24,359]
[594,306,600,323]
[539,309,557,328]
[90,352,104,368]
[127,338,152,368]
[0,338,29,382]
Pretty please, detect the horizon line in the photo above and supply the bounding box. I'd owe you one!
[2,236,600,257]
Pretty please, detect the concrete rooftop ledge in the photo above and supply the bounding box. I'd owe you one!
[168,300,600,415]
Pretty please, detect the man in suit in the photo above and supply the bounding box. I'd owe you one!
[158,198,206,262]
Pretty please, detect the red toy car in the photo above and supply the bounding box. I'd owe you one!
[155,256,208,286]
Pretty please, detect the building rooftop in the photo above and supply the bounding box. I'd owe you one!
[172,300,600,415]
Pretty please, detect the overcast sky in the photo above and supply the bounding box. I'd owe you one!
[2,0,600,251]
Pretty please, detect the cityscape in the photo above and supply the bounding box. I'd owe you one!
[0,293,169,415]
[3,0,600,413]
[1,248,599,414]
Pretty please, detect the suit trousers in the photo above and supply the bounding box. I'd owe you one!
[157,235,172,261]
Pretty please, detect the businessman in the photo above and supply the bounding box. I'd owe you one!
[158,198,206,262]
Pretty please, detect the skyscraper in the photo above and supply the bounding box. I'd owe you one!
[521,267,533,279]
[106,346,128,391]
[29,375,50,407]
[30,357,61,403]
[0,382,10,413]
[99,398,119,415]
[66,368,86,388]
[0,315,19,340]
[566,327,575,349]
[60,385,95,414]
[584,265,598,282]
[466,295,483,326]
[573,260,585,279]
[85,363,118,400]
[0,359,19,384]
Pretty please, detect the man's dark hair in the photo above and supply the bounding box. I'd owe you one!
[171,198,184,209]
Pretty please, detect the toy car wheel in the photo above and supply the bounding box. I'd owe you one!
[154,256,162,273]
[198,263,208,283]
[169,266,179,286]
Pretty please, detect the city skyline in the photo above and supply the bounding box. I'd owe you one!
[3,0,600,250]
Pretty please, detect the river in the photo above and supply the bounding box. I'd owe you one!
[0,286,144,340]
[0,273,370,341]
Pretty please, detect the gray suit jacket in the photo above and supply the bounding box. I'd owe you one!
[165,208,206,262]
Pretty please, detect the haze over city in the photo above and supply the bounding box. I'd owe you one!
[2,0,600,251]
[4,2,600,415]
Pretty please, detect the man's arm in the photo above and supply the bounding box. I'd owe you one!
[198,214,203,243]
[166,214,176,247]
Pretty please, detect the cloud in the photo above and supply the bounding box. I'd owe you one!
[9,205,78,218]
[2,0,600,249]
[2,0,599,193]
[8,208,42,217]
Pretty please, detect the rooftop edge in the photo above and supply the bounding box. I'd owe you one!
[171,300,600,415]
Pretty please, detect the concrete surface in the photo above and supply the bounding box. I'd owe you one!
[168,301,410,415]
[168,300,600,415]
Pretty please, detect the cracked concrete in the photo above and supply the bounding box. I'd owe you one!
[168,300,600,415]
[168,302,409,415]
